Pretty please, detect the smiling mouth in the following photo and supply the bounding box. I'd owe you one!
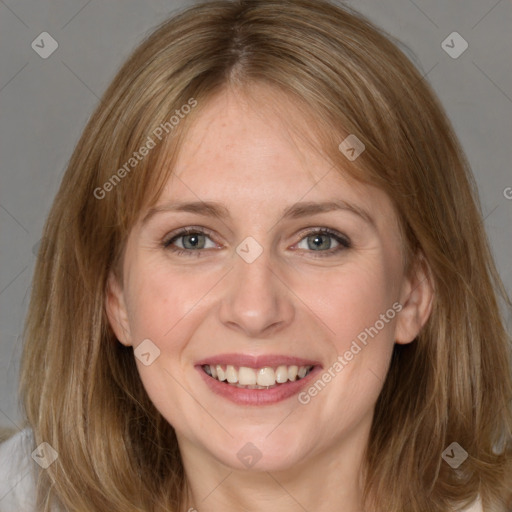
[201,364,315,389]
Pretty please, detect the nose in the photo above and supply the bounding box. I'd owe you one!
[218,244,295,338]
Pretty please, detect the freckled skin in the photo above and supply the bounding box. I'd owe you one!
[106,85,433,512]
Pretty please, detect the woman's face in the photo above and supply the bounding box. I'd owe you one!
[106,85,431,473]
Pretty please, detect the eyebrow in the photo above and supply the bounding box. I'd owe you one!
[141,199,374,227]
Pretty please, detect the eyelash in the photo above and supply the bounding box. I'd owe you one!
[162,226,351,258]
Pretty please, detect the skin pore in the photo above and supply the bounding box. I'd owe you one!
[106,84,433,512]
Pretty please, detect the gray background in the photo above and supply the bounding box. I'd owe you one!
[1,0,511,430]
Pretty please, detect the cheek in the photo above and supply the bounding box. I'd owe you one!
[294,258,400,409]
[296,261,398,350]
[123,262,213,429]
[296,258,400,419]
[124,259,213,343]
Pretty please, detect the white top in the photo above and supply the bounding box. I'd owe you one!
[0,428,37,511]
[0,428,484,511]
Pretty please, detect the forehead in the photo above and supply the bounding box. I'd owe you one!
[155,85,392,223]
[173,86,323,182]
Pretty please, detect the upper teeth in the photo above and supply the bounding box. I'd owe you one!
[203,364,313,386]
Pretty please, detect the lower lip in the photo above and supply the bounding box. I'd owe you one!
[195,365,323,405]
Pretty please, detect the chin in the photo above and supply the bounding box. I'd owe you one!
[211,431,312,472]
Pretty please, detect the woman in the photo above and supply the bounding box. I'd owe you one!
[1,0,511,510]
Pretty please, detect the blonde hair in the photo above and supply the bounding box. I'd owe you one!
[19,0,512,510]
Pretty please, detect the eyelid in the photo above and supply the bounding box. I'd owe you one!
[162,226,352,256]
[294,226,351,247]
[162,226,219,248]
[290,227,351,258]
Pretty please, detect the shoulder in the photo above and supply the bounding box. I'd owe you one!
[462,496,483,512]
[0,428,38,512]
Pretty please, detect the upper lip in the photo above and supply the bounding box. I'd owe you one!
[196,353,322,368]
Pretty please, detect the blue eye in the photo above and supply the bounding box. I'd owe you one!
[162,227,351,257]
[163,227,217,256]
[294,228,351,256]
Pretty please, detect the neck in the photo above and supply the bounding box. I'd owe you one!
[178,416,372,512]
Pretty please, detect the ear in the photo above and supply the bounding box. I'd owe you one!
[105,272,133,347]
[395,253,434,345]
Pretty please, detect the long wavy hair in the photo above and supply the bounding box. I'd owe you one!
[18,0,512,510]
